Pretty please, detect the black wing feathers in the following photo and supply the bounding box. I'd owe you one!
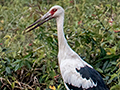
[66,65,109,90]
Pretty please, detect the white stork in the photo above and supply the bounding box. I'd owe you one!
[24,5,109,90]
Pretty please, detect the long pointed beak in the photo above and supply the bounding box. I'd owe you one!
[23,12,53,34]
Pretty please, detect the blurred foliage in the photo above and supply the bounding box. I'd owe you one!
[0,0,120,90]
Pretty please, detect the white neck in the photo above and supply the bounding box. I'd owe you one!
[56,13,72,61]
[55,11,89,67]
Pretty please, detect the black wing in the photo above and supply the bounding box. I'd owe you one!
[66,65,109,90]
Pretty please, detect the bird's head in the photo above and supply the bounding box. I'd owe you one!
[49,5,64,18]
[23,5,64,33]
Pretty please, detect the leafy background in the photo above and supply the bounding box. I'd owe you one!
[0,0,120,90]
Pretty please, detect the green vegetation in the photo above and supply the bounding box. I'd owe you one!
[0,0,120,90]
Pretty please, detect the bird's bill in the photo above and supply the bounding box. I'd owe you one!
[23,12,53,34]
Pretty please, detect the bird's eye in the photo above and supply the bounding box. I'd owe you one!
[50,8,57,15]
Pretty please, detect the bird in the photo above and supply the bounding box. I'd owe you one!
[24,5,109,90]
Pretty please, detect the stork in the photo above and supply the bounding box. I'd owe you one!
[24,5,109,90]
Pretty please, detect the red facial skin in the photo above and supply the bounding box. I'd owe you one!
[50,8,57,15]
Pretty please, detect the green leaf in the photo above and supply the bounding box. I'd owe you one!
[110,73,118,80]
[23,53,32,58]
[25,60,31,69]
[57,84,61,89]
[5,67,11,74]
[12,59,21,64]
[96,68,103,73]
[15,64,19,71]
[110,61,117,65]
[106,4,111,8]
[39,74,47,83]
[19,61,24,68]
[11,82,15,89]
[36,86,40,90]
[100,47,106,57]
[110,84,120,90]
